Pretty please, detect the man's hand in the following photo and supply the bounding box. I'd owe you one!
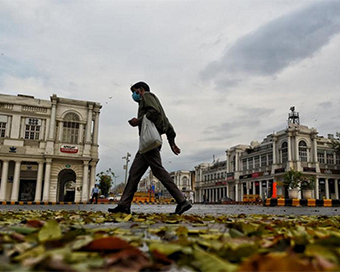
[128,118,140,127]
[171,144,181,155]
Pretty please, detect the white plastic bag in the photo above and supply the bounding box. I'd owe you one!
[139,115,162,154]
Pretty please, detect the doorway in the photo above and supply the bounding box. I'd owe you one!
[58,169,76,202]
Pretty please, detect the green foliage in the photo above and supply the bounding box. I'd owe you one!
[96,168,115,197]
[283,168,302,189]
[301,175,316,190]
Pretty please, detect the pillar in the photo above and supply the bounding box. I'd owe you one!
[272,134,277,164]
[5,116,11,137]
[89,161,97,195]
[10,161,21,201]
[82,161,89,202]
[0,160,9,201]
[235,183,239,202]
[287,133,292,161]
[325,178,330,199]
[78,123,84,144]
[34,162,44,202]
[93,109,100,145]
[42,159,52,201]
[48,100,57,140]
[58,121,63,142]
[315,178,319,199]
[85,104,93,143]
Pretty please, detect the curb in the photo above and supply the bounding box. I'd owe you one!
[264,198,340,207]
[0,201,175,205]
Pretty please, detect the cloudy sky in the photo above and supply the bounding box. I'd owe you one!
[1,0,340,185]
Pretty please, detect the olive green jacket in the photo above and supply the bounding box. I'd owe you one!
[137,92,176,146]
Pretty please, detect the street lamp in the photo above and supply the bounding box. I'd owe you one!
[122,152,131,186]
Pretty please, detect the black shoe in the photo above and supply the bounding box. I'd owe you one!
[108,205,131,214]
[173,200,192,215]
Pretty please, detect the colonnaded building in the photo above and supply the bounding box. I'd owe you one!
[0,93,101,202]
[195,108,340,203]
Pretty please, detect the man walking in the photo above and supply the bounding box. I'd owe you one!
[108,82,192,215]
[90,184,99,204]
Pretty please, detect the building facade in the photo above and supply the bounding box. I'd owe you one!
[0,93,101,202]
[195,109,340,202]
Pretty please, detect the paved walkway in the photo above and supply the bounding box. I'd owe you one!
[0,204,338,216]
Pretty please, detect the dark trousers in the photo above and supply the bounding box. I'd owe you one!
[119,147,185,208]
[91,193,98,204]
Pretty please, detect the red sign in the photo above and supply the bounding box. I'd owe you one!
[252,172,259,178]
[60,145,78,153]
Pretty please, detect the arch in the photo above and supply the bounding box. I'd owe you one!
[61,110,84,122]
[57,169,77,202]
[299,140,307,162]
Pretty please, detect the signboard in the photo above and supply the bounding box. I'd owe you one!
[275,168,285,174]
[303,167,316,172]
[60,145,78,153]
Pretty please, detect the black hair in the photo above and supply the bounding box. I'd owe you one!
[130,82,150,92]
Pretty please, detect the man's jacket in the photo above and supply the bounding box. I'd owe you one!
[137,92,176,146]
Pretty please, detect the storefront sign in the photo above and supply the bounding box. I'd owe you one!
[60,145,78,153]
[65,164,71,168]
[303,167,316,172]
[252,172,259,178]
[275,168,285,174]
[320,169,340,174]
[240,174,252,179]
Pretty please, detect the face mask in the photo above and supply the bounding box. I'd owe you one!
[132,91,142,102]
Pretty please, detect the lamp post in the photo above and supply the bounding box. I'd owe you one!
[122,152,131,186]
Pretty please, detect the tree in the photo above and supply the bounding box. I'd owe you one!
[283,168,302,189]
[96,168,115,197]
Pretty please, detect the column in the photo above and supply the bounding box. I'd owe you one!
[93,109,100,145]
[10,161,21,201]
[259,181,263,199]
[89,162,97,195]
[48,100,57,140]
[235,152,239,172]
[58,121,63,142]
[78,123,84,144]
[235,183,239,202]
[85,104,93,143]
[42,159,52,201]
[315,178,319,199]
[334,179,339,199]
[40,119,46,140]
[0,160,9,201]
[21,118,26,138]
[5,116,11,137]
[295,136,299,161]
[287,133,292,161]
[226,151,231,173]
[313,136,318,163]
[272,135,277,164]
[252,182,256,195]
[34,162,44,202]
[325,178,330,199]
[82,161,89,202]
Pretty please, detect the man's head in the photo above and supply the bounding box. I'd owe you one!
[130,82,150,95]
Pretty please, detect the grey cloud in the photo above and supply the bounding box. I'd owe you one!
[317,101,333,109]
[201,1,340,87]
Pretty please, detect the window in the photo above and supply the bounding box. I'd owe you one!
[242,159,247,171]
[327,153,334,164]
[0,122,6,138]
[336,155,340,165]
[282,142,288,163]
[268,154,273,165]
[317,152,325,164]
[24,118,41,140]
[182,177,188,187]
[299,141,307,162]
[231,156,236,172]
[63,113,80,144]
[248,157,253,169]
[254,156,260,169]
[261,155,267,167]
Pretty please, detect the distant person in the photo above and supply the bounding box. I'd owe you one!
[108,82,192,215]
[90,184,99,204]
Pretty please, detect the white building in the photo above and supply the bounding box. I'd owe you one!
[0,93,101,202]
[195,108,340,202]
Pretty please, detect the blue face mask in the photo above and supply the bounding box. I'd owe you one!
[132,91,142,102]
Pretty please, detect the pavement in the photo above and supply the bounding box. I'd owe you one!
[0,203,338,216]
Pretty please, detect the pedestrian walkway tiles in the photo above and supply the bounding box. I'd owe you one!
[0,210,339,271]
